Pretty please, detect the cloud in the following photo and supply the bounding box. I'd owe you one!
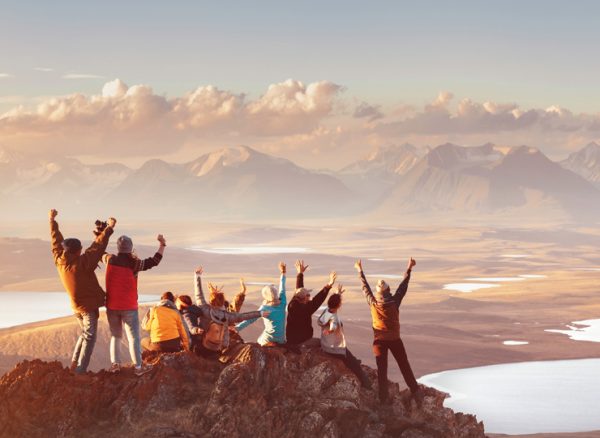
[376,92,600,137]
[34,67,54,72]
[0,73,14,78]
[353,102,384,121]
[63,73,104,79]
[0,78,343,156]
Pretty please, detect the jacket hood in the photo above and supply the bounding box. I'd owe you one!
[318,309,333,327]
[157,299,177,310]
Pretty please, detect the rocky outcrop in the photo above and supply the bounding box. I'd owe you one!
[0,345,485,438]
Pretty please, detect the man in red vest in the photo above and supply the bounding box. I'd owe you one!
[103,234,166,376]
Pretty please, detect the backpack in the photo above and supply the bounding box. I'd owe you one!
[202,310,227,351]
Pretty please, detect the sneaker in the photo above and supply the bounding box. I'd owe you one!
[69,361,78,373]
[411,389,424,408]
[134,364,152,377]
[109,363,121,373]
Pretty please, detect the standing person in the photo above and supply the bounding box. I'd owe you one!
[355,258,422,405]
[318,285,371,389]
[49,209,115,374]
[287,259,336,347]
[141,292,190,353]
[191,267,270,358]
[103,234,166,376]
[236,262,287,346]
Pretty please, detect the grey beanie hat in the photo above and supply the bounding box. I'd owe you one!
[117,235,133,254]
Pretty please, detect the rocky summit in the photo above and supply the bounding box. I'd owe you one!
[0,345,485,438]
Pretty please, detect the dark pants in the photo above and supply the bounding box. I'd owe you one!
[328,349,371,388]
[72,309,99,374]
[373,338,418,402]
[141,337,182,353]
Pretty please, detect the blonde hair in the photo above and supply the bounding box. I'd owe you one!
[261,284,278,305]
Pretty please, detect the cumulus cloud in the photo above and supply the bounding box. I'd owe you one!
[376,92,600,137]
[0,78,343,156]
[353,102,384,121]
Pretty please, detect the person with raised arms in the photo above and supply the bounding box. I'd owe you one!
[235,262,287,346]
[355,257,422,405]
[103,234,166,376]
[49,209,115,374]
[188,266,270,358]
[287,259,336,348]
[318,284,372,388]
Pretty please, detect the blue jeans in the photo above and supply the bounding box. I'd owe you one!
[107,309,142,367]
[72,310,99,373]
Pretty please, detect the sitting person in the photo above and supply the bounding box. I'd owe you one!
[236,262,287,346]
[286,259,336,347]
[318,285,371,388]
[191,267,269,358]
[141,291,190,353]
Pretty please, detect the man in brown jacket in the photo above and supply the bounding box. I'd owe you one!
[355,257,422,405]
[49,209,116,374]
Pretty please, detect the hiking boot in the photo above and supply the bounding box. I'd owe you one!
[109,363,121,373]
[134,364,152,377]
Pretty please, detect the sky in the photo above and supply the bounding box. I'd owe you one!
[1,0,600,168]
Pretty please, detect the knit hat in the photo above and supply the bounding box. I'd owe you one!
[375,279,390,297]
[117,235,133,254]
[62,238,82,253]
[294,287,313,299]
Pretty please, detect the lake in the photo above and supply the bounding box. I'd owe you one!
[419,358,600,434]
[0,292,159,329]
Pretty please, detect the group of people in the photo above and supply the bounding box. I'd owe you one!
[49,210,422,404]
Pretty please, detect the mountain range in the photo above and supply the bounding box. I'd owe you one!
[1,142,599,222]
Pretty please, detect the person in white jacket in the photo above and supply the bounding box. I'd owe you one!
[318,285,372,389]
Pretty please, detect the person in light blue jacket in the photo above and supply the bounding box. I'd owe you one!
[236,262,287,346]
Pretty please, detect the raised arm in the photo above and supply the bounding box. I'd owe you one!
[235,306,262,331]
[355,260,376,306]
[308,271,336,314]
[194,266,207,306]
[49,209,64,264]
[278,262,287,305]
[229,278,246,312]
[295,259,308,289]
[226,309,264,324]
[394,258,416,307]
[135,234,166,272]
[81,217,115,270]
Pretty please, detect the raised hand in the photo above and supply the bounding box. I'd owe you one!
[336,284,345,295]
[157,234,166,246]
[208,282,223,294]
[295,259,309,274]
[195,266,203,276]
[49,209,58,221]
[240,278,247,294]
[407,257,416,270]
[328,271,337,287]
[279,261,286,274]
[107,217,117,228]
[354,259,363,273]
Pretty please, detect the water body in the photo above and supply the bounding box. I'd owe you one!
[546,319,600,343]
[0,292,159,329]
[443,283,500,293]
[419,358,600,434]
[503,340,529,346]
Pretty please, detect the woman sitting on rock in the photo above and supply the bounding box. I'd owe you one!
[189,267,270,358]
[318,285,372,389]
[141,291,190,354]
[286,259,336,348]
[236,262,287,346]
